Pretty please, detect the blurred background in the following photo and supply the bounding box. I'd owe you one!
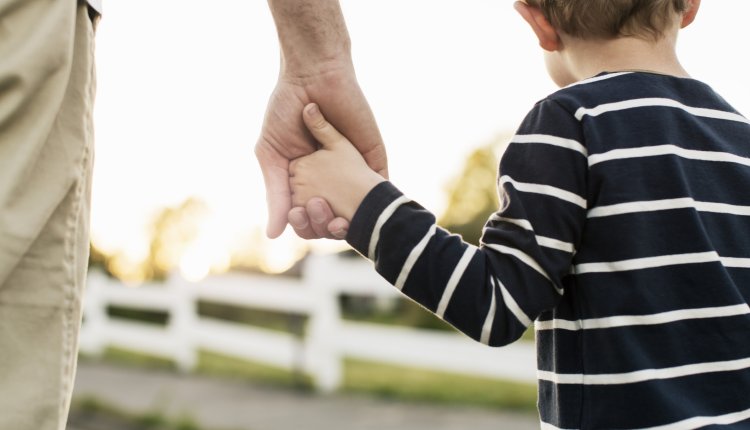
[70,1,750,429]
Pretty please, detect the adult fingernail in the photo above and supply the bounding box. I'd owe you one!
[306,103,319,116]
[288,210,308,229]
[332,228,348,239]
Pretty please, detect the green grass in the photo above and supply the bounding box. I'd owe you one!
[91,347,314,390]
[96,347,178,371]
[197,350,313,390]
[87,347,537,413]
[343,358,537,412]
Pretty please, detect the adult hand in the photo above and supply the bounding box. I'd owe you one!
[259,0,388,240]
[256,64,387,239]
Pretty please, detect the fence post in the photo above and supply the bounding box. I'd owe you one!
[303,254,343,393]
[170,273,198,372]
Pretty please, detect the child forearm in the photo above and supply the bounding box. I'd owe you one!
[346,181,564,346]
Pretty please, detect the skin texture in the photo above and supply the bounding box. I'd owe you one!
[258,0,387,239]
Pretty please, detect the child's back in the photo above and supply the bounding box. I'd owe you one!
[514,70,750,428]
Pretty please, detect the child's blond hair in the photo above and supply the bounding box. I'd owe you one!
[525,0,689,40]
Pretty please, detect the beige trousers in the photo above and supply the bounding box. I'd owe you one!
[0,1,96,429]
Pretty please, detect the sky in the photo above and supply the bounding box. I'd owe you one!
[90,0,750,276]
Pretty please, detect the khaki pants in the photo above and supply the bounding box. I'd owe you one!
[0,1,96,429]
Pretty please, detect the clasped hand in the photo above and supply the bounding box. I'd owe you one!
[289,104,386,230]
[255,68,387,240]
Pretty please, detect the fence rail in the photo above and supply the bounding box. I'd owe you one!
[79,253,536,392]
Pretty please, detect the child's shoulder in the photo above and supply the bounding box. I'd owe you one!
[537,71,734,119]
[516,72,744,140]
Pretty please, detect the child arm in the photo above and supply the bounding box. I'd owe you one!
[293,100,587,346]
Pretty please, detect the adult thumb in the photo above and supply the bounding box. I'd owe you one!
[302,103,346,149]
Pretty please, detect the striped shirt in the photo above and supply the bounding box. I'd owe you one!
[346,72,750,429]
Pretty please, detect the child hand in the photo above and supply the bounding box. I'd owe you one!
[290,103,386,222]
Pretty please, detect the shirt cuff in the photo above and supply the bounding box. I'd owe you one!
[346,181,405,257]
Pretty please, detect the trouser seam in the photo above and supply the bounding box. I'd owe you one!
[59,143,88,426]
[58,12,94,417]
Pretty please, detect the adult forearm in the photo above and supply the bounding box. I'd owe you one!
[267,0,352,76]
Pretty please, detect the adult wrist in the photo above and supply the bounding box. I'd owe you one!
[269,0,353,82]
[279,51,354,85]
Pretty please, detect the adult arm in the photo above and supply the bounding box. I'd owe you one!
[258,0,387,239]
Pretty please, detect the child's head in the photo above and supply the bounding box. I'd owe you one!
[524,0,690,41]
[515,0,701,87]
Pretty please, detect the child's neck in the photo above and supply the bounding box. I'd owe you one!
[562,32,690,81]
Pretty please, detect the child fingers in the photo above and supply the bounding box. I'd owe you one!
[289,157,312,178]
[302,103,346,148]
[328,217,349,240]
[306,197,338,239]
[288,207,320,240]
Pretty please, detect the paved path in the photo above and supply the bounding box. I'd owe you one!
[70,362,539,430]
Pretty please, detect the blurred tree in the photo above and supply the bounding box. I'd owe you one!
[438,135,511,246]
[86,198,209,283]
[227,228,268,274]
[226,227,310,277]
[143,197,209,281]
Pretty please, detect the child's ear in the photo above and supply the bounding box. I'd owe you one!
[680,0,701,28]
[513,1,561,51]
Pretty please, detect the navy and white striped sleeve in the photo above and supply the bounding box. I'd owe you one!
[346,99,588,346]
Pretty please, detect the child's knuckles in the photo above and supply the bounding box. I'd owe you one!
[290,190,307,208]
[291,158,311,174]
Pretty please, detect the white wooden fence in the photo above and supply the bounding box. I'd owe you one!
[79,253,536,392]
